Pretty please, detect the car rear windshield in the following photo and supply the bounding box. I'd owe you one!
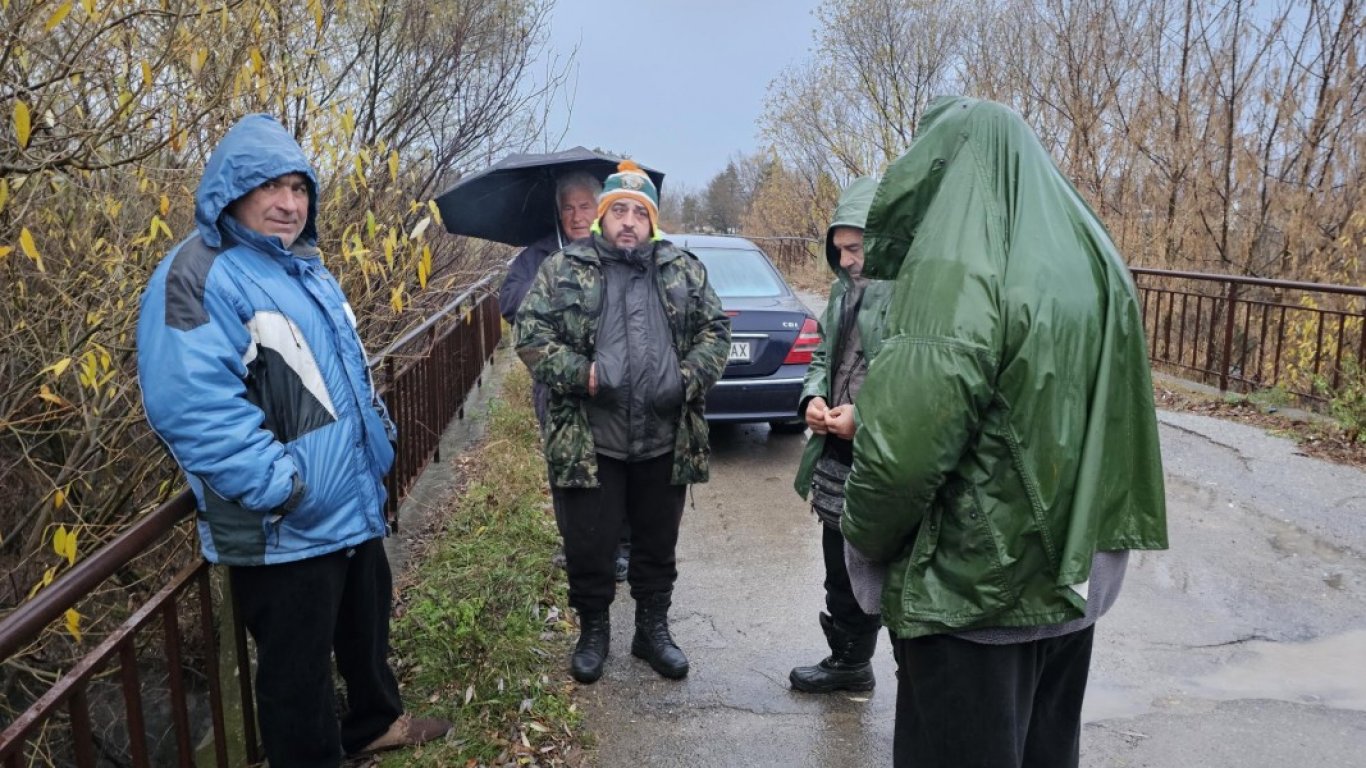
[692,248,787,298]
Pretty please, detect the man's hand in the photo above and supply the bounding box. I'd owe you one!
[804,396,830,434]
[588,361,598,397]
[825,404,857,440]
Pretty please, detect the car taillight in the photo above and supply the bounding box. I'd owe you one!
[783,317,820,365]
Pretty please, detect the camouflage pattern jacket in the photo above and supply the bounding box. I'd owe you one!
[514,236,731,488]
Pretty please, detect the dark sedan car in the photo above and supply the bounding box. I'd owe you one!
[667,233,818,432]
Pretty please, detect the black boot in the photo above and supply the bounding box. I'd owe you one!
[631,592,689,679]
[570,611,610,684]
[789,612,877,693]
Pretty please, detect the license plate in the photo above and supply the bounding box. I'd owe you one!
[728,341,752,363]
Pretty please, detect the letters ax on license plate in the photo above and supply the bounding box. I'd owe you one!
[728,341,751,362]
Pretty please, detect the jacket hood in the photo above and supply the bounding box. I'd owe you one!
[861,96,985,280]
[195,113,319,249]
[825,175,879,275]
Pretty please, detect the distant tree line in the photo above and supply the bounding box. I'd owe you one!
[674,0,1364,295]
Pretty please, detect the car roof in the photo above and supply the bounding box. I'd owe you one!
[662,233,763,251]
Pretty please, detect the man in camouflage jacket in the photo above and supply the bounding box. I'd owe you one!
[515,161,730,685]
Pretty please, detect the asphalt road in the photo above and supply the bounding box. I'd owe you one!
[572,294,1366,767]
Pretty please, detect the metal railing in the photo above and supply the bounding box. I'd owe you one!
[1131,268,1366,401]
[377,275,501,526]
[745,236,820,273]
[0,280,501,767]
[740,234,1366,404]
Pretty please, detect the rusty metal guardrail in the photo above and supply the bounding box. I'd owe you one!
[376,275,501,526]
[1131,268,1366,401]
[0,279,501,767]
[741,234,1366,404]
[744,235,820,273]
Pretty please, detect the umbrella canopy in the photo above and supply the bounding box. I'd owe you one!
[435,146,666,246]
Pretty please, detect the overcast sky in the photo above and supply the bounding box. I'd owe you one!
[539,0,824,196]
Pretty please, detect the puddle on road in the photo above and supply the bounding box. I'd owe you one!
[1086,629,1366,723]
[1190,629,1366,710]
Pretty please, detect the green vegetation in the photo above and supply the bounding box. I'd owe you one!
[1315,360,1366,444]
[382,366,580,766]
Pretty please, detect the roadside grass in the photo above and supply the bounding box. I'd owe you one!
[376,366,580,767]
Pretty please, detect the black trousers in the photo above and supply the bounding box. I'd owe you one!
[552,452,685,613]
[890,626,1095,768]
[230,537,403,768]
[537,384,630,556]
[820,522,882,634]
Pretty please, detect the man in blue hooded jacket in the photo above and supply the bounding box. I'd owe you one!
[137,114,450,767]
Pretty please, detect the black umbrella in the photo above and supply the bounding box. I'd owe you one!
[435,146,666,247]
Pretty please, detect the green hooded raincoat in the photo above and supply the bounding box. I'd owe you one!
[793,176,894,499]
[841,97,1168,639]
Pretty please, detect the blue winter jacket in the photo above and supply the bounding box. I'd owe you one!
[137,114,396,566]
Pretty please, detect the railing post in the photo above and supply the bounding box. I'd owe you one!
[1220,280,1239,392]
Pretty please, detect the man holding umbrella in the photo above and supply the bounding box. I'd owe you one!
[514,161,730,684]
[496,170,599,331]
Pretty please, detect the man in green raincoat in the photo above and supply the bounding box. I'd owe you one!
[841,97,1168,767]
[789,176,893,694]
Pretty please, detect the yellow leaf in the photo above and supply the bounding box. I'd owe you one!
[308,0,323,31]
[383,236,395,268]
[38,385,69,407]
[13,100,31,148]
[148,215,172,241]
[81,0,95,14]
[250,47,264,76]
[19,227,43,272]
[390,286,404,312]
[65,608,82,642]
[141,60,152,88]
[0,178,9,213]
[159,194,169,216]
[44,0,72,31]
[28,567,56,599]
[0,245,11,261]
[418,245,431,289]
[189,48,208,77]
[53,488,65,510]
[61,527,77,565]
[42,357,72,377]
[427,199,443,227]
[388,151,399,183]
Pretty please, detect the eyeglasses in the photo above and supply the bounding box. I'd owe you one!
[608,202,651,220]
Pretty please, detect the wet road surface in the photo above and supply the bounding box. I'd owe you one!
[570,408,1365,767]
[570,292,1364,766]
[575,423,895,766]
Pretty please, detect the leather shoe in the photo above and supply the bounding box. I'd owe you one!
[358,713,452,754]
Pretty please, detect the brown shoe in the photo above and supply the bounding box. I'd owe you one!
[359,713,452,754]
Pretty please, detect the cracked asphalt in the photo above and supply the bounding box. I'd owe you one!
[571,385,1366,766]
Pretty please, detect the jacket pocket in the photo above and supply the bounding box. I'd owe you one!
[904,479,1016,622]
[652,349,685,419]
[592,346,625,405]
[280,442,322,529]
